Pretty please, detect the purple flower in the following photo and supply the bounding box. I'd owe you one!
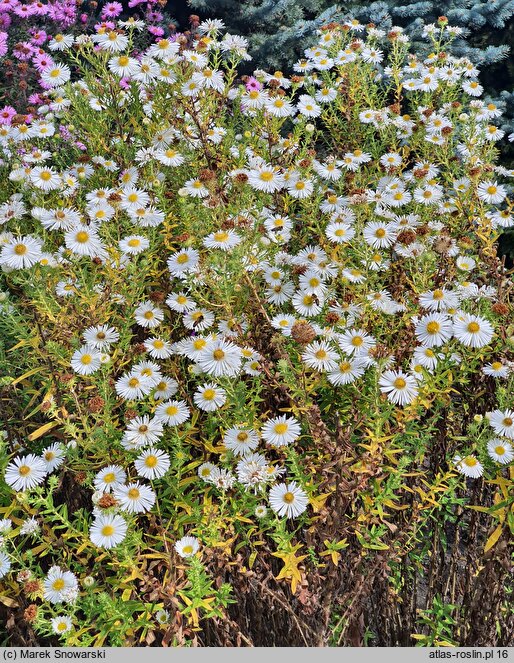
[245,76,262,92]
[0,105,16,125]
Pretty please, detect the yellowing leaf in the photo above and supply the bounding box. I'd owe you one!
[28,421,59,442]
[11,367,42,386]
[484,524,503,553]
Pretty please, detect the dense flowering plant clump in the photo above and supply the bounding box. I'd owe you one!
[0,16,513,647]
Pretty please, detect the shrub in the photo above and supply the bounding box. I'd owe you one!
[0,17,513,646]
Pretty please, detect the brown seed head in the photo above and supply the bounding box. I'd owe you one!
[291,320,317,345]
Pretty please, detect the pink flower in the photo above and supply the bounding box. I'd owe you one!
[245,76,262,92]
[32,52,54,72]
[0,106,16,125]
[101,1,123,19]
[148,25,164,37]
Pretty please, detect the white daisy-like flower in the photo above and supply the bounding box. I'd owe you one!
[82,325,119,350]
[325,221,355,244]
[477,180,506,204]
[193,383,227,412]
[338,328,376,356]
[108,54,139,77]
[154,400,191,426]
[456,256,476,271]
[327,358,367,386]
[247,164,285,193]
[134,448,171,480]
[203,229,242,251]
[114,481,156,514]
[414,313,453,347]
[115,373,153,401]
[301,341,339,372]
[175,535,200,558]
[30,166,62,191]
[153,378,179,401]
[125,415,164,447]
[51,616,73,635]
[271,314,298,336]
[269,481,309,518]
[482,361,510,378]
[41,443,65,473]
[378,370,419,406]
[89,513,128,549]
[119,235,149,255]
[43,567,79,604]
[93,465,126,493]
[4,454,47,491]
[167,248,200,277]
[453,314,494,348]
[41,63,71,87]
[453,454,483,479]
[488,409,514,439]
[223,427,260,456]
[196,339,242,377]
[362,221,397,248]
[261,415,301,448]
[154,148,185,167]
[0,236,43,269]
[134,301,164,329]
[0,551,11,579]
[64,226,106,260]
[70,345,102,376]
[144,337,173,359]
[166,291,197,313]
[418,288,460,312]
[198,462,216,481]
[487,439,514,464]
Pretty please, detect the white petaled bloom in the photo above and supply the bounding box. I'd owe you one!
[41,64,71,87]
[64,226,106,260]
[89,513,128,549]
[203,229,242,251]
[155,609,170,625]
[154,148,185,167]
[301,341,338,371]
[477,181,507,205]
[93,465,126,493]
[108,55,139,77]
[487,439,514,464]
[208,467,236,490]
[418,288,460,312]
[43,567,79,604]
[175,535,199,558]
[119,235,150,255]
[0,551,11,579]
[194,383,227,411]
[154,400,191,426]
[51,616,73,635]
[414,313,453,347]
[261,415,301,448]
[70,345,102,376]
[488,409,514,439]
[114,481,156,514]
[223,427,260,456]
[4,454,47,491]
[153,378,179,401]
[196,339,242,377]
[247,165,285,193]
[456,256,476,271]
[20,517,40,536]
[41,443,65,473]
[297,94,321,117]
[453,314,494,349]
[134,301,164,329]
[338,329,376,356]
[453,455,483,479]
[197,462,216,481]
[30,166,62,191]
[0,236,43,269]
[379,370,419,406]
[167,248,200,277]
[325,221,355,244]
[144,337,173,359]
[134,448,171,480]
[362,221,397,248]
[183,178,209,198]
[271,314,297,336]
[327,358,367,386]
[83,325,119,350]
[93,30,129,52]
[269,481,309,519]
[115,373,152,401]
[125,415,164,447]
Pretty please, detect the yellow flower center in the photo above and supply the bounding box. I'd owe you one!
[14,244,27,255]
[52,579,65,591]
[19,465,31,476]
[503,417,513,426]
[237,432,249,442]
[213,231,229,242]
[487,186,497,195]
[128,238,141,247]
[118,56,129,67]
[128,488,140,499]
[260,171,274,182]
[491,362,502,371]
[375,228,386,238]
[463,456,477,467]
[494,446,505,456]
[76,231,89,243]
[182,545,193,554]
[177,253,189,264]
[315,349,327,360]
[145,455,158,467]
[467,322,480,333]
[283,492,295,504]
[80,354,92,365]
[101,525,115,536]
[213,349,225,360]
[426,322,440,334]
[393,378,406,389]
[203,389,216,400]
[128,378,139,388]
[274,423,288,435]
